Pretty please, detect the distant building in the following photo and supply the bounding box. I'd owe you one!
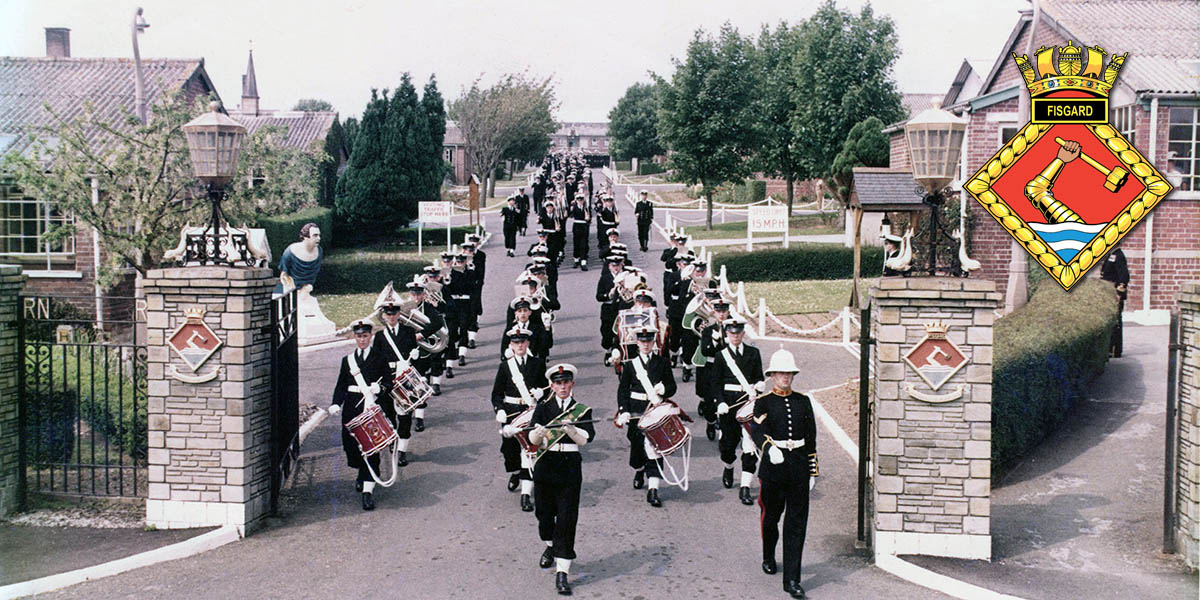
[549,122,610,166]
[443,121,473,185]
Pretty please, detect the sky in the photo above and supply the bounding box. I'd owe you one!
[1,0,1030,123]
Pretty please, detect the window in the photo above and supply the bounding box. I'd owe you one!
[999,125,1020,145]
[443,147,453,165]
[0,182,75,268]
[1168,107,1198,192]
[1111,105,1137,146]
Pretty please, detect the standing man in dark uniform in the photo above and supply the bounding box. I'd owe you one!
[696,297,732,441]
[516,186,531,235]
[713,317,764,505]
[528,364,595,596]
[501,296,551,359]
[328,319,390,510]
[635,190,654,252]
[596,255,627,366]
[492,324,548,512]
[442,252,473,379]
[751,349,818,599]
[402,279,447,406]
[1100,247,1129,357]
[463,238,486,353]
[596,196,618,254]
[569,194,591,270]
[615,328,678,507]
[371,284,418,466]
[502,197,522,256]
[540,201,564,266]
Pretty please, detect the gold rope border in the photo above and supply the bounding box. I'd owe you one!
[964,123,1173,290]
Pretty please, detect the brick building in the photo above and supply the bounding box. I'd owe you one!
[881,1,1199,318]
[549,122,610,165]
[443,121,473,185]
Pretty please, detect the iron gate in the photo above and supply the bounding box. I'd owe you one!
[269,289,299,513]
[18,294,147,498]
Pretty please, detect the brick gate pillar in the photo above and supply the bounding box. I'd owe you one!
[870,277,1000,560]
[0,266,25,517]
[143,267,274,532]
[1175,282,1200,568]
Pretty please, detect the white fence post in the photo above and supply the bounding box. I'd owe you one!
[758,297,767,335]
[841,306,851,346]
[737,281,747,314]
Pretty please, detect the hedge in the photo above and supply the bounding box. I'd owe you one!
[258,206,334,261]
[390,225,478,248]
[24,390,77,464]
[714,243,885,282]
[992,278,1118,476]
[712,180,768,204]
[614,160,632,171]
[637,162,666,176]
[315,249,431,295]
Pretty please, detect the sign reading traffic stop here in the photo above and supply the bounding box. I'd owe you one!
[418,200,453,256]
[746,201,789,250]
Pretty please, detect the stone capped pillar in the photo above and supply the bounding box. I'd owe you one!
[144,267,274,532]
[870,277,999,560]
[0,266,25,517]
[1176,282,1200,568]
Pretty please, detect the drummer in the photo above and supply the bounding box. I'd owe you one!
[696,297,732,441]
[751,349,818,599]
[615,327,678,508]
[370,283,416,467]
[713,317,765,506]
[328,319,389,511]
[528,364,595,596]
[493,324,549,513]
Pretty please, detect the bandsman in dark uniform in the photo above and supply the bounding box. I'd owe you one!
[599,229,623,263]
[615,327,678,507]
[401,279,448,413]
[695,295,732,441]
[515,186,531,235]
[634,189,654,252]
[370,284,419,466]
[713,317,764,505]
[442,252,474,379]
[502,296,551,359]
[502,197,522,256]
[493,324,549,512]
[569,194,591,270]
[751,349,818,599]
[328,319,390,511]
[528,364,595,596]
[596,254,629,366]
[463,239,486,353]
[596,196,619,254]
[669,259,714,380]
[661,232,685,269]
[540,201,564,265]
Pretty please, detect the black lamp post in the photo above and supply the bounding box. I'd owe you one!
[182,101,251,266]
[905,106,967,275]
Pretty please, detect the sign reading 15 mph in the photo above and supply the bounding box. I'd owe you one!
[964,41,1172,290]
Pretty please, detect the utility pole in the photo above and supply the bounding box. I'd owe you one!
[132,7,150,124]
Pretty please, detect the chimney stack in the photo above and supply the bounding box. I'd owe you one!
[45,27,71,58]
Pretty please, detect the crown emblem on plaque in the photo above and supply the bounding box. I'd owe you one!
[1012,41,1126,99]
[924,321,948,339]
[183,306,206,322]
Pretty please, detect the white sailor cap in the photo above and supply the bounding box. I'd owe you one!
[546,363,577,382]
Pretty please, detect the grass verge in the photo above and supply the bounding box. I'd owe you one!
[741,278,877,315]
[683,215,839,240]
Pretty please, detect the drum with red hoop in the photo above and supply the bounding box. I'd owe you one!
[639,403,691,456]
[391,366,433,415]
[736,400,756,436]
[345,404,398,456]
[510,406,539,454]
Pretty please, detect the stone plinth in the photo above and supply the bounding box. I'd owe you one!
[0,266,25,517]
[870,277,999,560]
[1176,282,1200,568]
[144,267,274,532]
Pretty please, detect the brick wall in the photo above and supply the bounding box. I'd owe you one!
[0,266,25,516]
[1176,282,1200,568]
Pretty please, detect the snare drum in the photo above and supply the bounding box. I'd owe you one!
[510,406,539,454]
[391,366,433,415]
[639,403,691,456]
[735,400,756,436]
[345,404,398,456]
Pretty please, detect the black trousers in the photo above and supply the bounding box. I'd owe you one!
[600,308,618,350]
[625,423,661,478]
[759,475,810,585]
[356,456,381,483]
[718,410,758,473]
[572,223,589,260]
[446,312,469,351]
[680,332,699,368]
[1111,295,1125,357]
[535,479,581,560]
[637,221,651,249]
[394,412,413,439]
[667,317,684,353]
[519,211,529,233]
[504,225,518,250]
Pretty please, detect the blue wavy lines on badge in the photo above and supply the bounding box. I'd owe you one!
[1028,222,1107,263]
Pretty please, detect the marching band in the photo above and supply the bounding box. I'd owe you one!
[328,151,817,598]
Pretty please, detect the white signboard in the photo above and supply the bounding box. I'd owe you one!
[418,201,453,255]
[746,202,789,250]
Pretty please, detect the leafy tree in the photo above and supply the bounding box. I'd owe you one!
[293,98,333,112]
[336,89,390,232]
[791,1,905,207]
[608,82,664,161]
[658,24,760,229]
[449,73,557,198]
[227,123,326,219]
[752,21,807,214]
[830,116,889,200]
[422,76,448,192]
[342,116,359,152]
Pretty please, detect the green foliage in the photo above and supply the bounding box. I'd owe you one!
[292,98,334,112]
[336,88,390,232]
[608,82,665,160]
[992,278,1118,476]
[830,116,890,200]
[226,124,327,221]
[316,248,431,295]
[318,118,345,208]
[636,161,666,176]
[423,76,448,187]
[791,1,905,206]
[24,389,77,464]
[713,243,884,281]
[257,206,334,257]
[752,21,807,208]
[614,160,632,171]
[382,74,428,224]
[712,179,768,204]
[342,117,360,151]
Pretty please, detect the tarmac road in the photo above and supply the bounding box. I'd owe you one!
[35,172,946,600]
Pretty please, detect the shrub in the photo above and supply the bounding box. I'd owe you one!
[637,162,666,176]
[24,389,77,464]
[614,160,632,171]
[713,243,884,282]
[992,278,1118,476]
[257,206,334,260]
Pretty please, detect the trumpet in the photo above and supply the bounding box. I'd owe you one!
[424,277,444,305]
[394,297,449,355]
[689,275,712,296]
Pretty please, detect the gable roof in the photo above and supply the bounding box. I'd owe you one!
[902,93,943,117]
[554,122,608,137]
[444,120,466,146]
[228,109,338,151]
[851,167,925,211]
[0,56,217,157]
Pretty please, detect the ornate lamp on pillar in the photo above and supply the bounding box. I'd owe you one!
[905,106,967,276]
[180,101,252,266]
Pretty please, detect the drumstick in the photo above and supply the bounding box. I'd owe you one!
[520,418,604,431]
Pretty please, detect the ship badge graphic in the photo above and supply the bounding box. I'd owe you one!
[167,306,223,382]
[964,42,1172,290]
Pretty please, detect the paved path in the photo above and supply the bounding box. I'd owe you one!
[34,172,940,600]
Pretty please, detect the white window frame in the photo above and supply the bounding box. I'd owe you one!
[1111,104,1137,147]
[1167,106,1198,195]
[0,181,76,272]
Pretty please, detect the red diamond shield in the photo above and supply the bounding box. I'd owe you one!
[903,324,967,392]
[167,309,222,372]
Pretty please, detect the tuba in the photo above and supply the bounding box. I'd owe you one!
[424,277,444,306]
[395,297,449,355]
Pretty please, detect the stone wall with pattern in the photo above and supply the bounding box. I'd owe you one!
[1175,281,1200,568]
[0,266,25,516]
[144,267,274,532]
[870,277,999,560]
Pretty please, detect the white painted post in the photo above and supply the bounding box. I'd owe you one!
[746,216,753,252]
[841,306,851,346]
[758,297,767,335]
[418,222,423,256]
[737,281,747,314]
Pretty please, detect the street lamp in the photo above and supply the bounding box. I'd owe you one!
[905,105,967,275]
[182,101,250,266]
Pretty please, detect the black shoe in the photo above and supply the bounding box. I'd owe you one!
[722,467,734,489]
[468,340,477,350]
[361,492,375,511]
[356,480,363,493]
[681,368,691,382]
[520,494,534,512]
[762,558,778,575]
[581,263,587,271]
[706,422,716,441]
[459,356,467,366]
[414,418,425,432]
[398,451,408,467]
[647,489,662,508]
[432,384,441,396]
[633,470,645,489]
[740,486,755,505]
[507,473,520,492]
[539,546,554,569]
[445,367,454,379]
[555,572,572,595]
[785,580,806,598]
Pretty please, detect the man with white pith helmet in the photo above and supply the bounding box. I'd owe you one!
[751,348,817,599]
